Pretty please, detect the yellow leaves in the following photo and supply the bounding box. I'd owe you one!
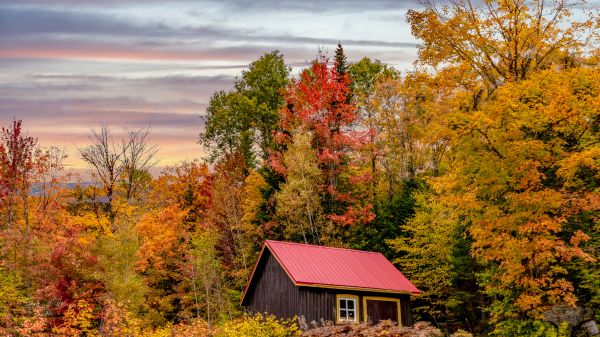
[53,299,97,337]
[556,147,600,189]
[240,170,267,230]
[217,313,301,337]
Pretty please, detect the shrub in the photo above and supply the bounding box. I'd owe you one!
[217,313,301,337]
[450,330,473,337]
[302,320,442,337]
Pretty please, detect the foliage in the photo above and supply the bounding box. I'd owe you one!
[351,180,421,258]
[201,51,290,165]
[0,268,28,330]
[273,56,374,228]
[490,319,563,337]
[1,2,599,333]
[275,132,330,244]
[408,0,597,91]
[218,313,301,337]
[303,320,442,337]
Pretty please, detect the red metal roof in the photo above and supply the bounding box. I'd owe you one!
[264,240,420,294]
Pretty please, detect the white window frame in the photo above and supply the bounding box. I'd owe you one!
[336,294,359,323]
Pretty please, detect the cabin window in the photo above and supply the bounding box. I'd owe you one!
[336,294,359,323]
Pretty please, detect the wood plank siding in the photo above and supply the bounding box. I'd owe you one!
[242,249,413,326]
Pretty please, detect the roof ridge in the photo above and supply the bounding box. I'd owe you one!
[265,239,383,255]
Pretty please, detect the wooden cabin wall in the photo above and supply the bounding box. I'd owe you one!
[244,250,337,323]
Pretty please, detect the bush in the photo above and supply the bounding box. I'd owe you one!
[302,320,442,337]
[450,330,473,337]
[491,320,560,337]
[217,313,301,337]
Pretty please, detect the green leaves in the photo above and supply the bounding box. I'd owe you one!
[200,51,290,166]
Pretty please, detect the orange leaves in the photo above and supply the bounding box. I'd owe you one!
[150,161,212,223]
[135,205,185,274]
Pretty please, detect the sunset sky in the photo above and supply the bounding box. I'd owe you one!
[0,0,420,171]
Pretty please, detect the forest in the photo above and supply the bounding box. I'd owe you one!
[0,0,598,336]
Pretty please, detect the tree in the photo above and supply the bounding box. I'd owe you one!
[79,127,126,230]
[236,50,291,161]
[473,68,596,320]
[200,91,255,166]
[121,127,158,203]
[144,161,213,323]
[391,191,481,331]
[368,73,451,196]
[135,205,186,325]
[206,152,256,290]
[409,0,597,99]
[273,57,373,227]
[348,58,399,200]
[80,126,158,230]
[402,0,598,330]
[334,43,348,78]
[201,51,290,165]
[443,67,598,324]
[0,120,50,277]
[275,132,328,244]
[189,230,233,325]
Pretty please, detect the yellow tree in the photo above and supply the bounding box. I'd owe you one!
[409,0,597,101]
[401,0,598,330]
[369,73,452,196]
[275,131,330,244]
[450,67,598,323]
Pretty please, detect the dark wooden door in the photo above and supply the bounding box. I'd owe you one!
[365,299,399,323]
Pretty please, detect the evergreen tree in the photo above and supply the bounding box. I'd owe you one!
[334,42,348,77]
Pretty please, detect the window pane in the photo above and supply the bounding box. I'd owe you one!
[348,310,355,319]
[340,299,346,309]
[340,310,347,318]
[347,300,354,309]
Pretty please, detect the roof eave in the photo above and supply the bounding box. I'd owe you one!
[296,282,420,295]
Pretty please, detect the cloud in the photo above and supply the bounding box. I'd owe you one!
[0,6,416,53]
[0,0,422,170]
[1,0,418,12]
[218,0,419,12]
[0,97,205,117]
[0,6,241,39]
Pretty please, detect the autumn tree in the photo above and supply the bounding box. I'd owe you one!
[206,153,257,290]
[348,58,398,200]
[189,230,234,325]
[0,119,65,288]
[462,68,598,323]
[275,132,329,244]
[409,0,597,99]
[396,0,599,332]
[391,191,480,330]
[273,57,373,227]
[141,161,213,323]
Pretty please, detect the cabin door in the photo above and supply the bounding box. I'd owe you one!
[364,297,400,324]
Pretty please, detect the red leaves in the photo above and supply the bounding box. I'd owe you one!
[274,58,358,175]
[271,58,374,227]
[0,119,37,201]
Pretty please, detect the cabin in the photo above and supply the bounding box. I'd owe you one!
[241,240,420,326]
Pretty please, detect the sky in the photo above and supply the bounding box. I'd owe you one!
[0,0,420,172]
